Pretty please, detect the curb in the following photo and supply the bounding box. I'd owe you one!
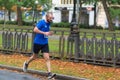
[0,64,89,80]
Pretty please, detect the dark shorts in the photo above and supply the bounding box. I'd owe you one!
[33,43,49,54]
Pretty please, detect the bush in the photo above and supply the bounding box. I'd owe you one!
[0,20,17,25]
[114,26,120,30]
[79,24,91,29]
[23,21,33,26]
[0,20,34,26]
[52,22,105,29]
[0,20,4,24]
[51,22,70,28]
[79,24,104,29]
[6,21,17,25]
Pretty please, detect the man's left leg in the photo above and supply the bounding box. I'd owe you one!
[43,53,51,72]
[43,53,56,79]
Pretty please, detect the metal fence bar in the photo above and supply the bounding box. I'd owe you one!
[59,31,65,58]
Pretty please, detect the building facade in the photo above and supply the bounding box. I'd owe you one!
[51,0,95,26]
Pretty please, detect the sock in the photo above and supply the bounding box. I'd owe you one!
[48,72,52,76]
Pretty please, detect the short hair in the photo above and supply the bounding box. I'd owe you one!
[46,12,53,17]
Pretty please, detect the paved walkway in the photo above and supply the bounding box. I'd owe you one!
[0,69,41,80]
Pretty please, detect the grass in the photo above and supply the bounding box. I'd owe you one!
[0,35,2,47]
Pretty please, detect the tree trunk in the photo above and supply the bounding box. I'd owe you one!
[17,6,22,26]
[17,0,23,26]
[8,10,11,21]
[101,0,114,31]
[3,10,6,27]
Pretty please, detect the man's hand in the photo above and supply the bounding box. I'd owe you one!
[44,31,53,36]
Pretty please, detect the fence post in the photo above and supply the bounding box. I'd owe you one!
[73,25,80,62]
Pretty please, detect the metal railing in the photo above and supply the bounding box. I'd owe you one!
[0,28,34,54]
[1,28,120,67]
[79,31,120,67]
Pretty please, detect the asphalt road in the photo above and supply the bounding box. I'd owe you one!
[0,69,41,80]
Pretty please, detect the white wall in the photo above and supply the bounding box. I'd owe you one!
[69,10,73,23]
[53,10,61,23]
[52,0,61,5]
[89,11,94,26]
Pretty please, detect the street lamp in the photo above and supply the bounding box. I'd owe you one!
[70,0,79,33]
[69,0,80,62]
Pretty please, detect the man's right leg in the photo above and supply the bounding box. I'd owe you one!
[23,53,37,72]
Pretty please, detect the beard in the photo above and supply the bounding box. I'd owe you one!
[47,19,53,23]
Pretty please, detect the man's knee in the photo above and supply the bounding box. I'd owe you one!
[31,54,37,60]
[44,53,50,61]
[44,56,50,61]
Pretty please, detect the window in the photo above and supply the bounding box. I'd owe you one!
[61,0,73,4]
[61,10,69,22]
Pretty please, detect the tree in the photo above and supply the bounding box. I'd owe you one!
[16,0,23,26]
[109,8,120,19]
[22,0,52,24]
[101,0,113,31]
[82,0,120,31]
[101,0,120,31]
[0,0,52,26]
[0,0,15,21]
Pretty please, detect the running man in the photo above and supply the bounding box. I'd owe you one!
[23,12,56,79]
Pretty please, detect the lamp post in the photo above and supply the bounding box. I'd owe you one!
[70,0,78,33]
[69,0,80,62]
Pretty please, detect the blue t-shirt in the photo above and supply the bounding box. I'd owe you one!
[34,19,51,45]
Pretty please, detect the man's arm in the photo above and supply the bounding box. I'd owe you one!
[33,26,45,34]
[33,26,53,36]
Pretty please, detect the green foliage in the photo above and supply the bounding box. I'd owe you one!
[79,24,103,29]
[83,0,120,5]
[114,26,120,30]
[107,0,120,4]
[23,21,33,26]
[0,20,4,24]
[0,0,52,11]
[0,0,16,10]
[51,22,104,29]
[0,20,33,26]
[109,8,120,19]
[51,22,70,28]
[6,21,17,25]
[0,20,17,25]
[22,0,52,11]
[22,0,35,8]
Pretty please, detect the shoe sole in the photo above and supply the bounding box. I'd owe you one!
[48,74,56,79]
[23,62,27,72]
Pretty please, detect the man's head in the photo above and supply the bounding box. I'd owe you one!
[46,12,54,23]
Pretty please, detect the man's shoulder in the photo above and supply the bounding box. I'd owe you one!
[38,19,45,23]
[36,19,46,27]
[37,19,45,25]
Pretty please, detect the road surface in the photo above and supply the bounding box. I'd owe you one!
[0,69,41,80]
